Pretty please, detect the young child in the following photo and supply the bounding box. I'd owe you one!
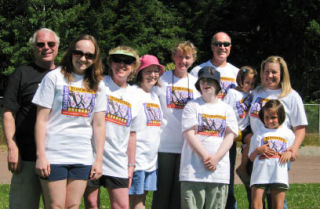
[224,66,258,185]
[249,100,295,209]
[180,66,238,209]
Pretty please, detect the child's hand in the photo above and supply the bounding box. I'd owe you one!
[257,144,276,158]
[203,154,219,171]
[279,151,292,164]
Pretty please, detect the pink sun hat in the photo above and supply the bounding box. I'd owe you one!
[137,54,165,75]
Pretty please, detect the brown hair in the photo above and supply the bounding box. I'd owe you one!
[236,66,258,89]
[259,99,286,126]
[136,66,161,87]
[60,34,103,91]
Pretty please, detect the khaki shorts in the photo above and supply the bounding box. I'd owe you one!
[252,183,289,191]
[10,161,42,209]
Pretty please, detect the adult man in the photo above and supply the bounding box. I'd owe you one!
[190,31,239,209]
[3,28,59,209]
[190,31,239,99]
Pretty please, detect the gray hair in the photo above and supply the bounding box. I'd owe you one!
[29,28,60,47]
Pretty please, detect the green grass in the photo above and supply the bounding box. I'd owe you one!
[302,133,320,146]
[0,184,319,209]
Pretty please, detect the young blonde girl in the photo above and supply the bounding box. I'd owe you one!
[249,100,294,209]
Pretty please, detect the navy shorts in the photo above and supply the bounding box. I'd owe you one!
[41,164,91,181]
[100,175,129,189]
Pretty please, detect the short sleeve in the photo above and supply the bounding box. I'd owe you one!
[287,91,308,128]
[248,133,260,157]
[181,101,198,133]
[32,71,56,108]
[226,105,239,136]
[93,81,107,113]
[3,68,22,112]
[130,102,144,132]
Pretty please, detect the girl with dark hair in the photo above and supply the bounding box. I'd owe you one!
[249,100,295,209]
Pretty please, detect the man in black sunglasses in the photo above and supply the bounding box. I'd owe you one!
[190,31,240,209]
[3,28,59,209]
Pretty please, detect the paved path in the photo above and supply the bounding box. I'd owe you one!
[1,146,320,184]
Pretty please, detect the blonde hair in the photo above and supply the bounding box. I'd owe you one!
[260,56,292,98]
[107,46,140,81]
[172,41,197,61]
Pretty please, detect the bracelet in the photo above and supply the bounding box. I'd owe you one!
[128,163,136,168]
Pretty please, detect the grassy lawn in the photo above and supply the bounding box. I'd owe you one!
[0,184,319,209]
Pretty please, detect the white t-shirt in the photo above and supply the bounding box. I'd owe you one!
[224,88,253,131]
[179,98,238,183]
[154,70,200,153]
[190,60,239,99]
[249,87,308,133]
[32,67,106,165]
[249,126,295,187]
[102,76,144,178]
[131,85,162,172]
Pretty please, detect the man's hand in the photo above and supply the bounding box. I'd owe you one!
[7,142,21,173]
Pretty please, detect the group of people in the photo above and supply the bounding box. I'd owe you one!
[3,27,307,209]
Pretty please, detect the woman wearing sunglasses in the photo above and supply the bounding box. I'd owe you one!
[129,55,164,209]
[32,34,106,208]
[85,46,143,209]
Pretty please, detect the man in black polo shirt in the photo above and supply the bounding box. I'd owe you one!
[3,28,59,209]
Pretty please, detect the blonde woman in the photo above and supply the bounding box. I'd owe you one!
[247,56,308,209]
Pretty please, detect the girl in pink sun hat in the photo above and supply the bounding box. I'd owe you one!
[136,54,165,76]
[129,54,164,209]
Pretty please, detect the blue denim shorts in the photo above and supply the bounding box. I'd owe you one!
[129,170,157,195]
[41,164,91,181]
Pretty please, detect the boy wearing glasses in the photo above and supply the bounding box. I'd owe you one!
[3,28,59,209]
[190,31,240,209]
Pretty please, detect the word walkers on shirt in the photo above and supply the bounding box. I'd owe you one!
[166,86,193,109]
[143,103,161,127]
[105,95,132,127]
[62,86,96,117]
[197,114,226,137]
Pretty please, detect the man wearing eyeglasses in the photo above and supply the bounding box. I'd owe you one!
[3,28,59,209]
[190,31,239,99]
[190,31,240,209]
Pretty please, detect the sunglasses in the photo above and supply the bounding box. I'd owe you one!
[72,50,95,60]
[111,55,136,65]
[36,42,56,48]
[213,42,231,47]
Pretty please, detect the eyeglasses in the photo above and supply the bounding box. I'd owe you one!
[111,55,136,65]
[144,69,161,74]
[72,50,95,60]
[36,42,56,48]
[213,42,231,47]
